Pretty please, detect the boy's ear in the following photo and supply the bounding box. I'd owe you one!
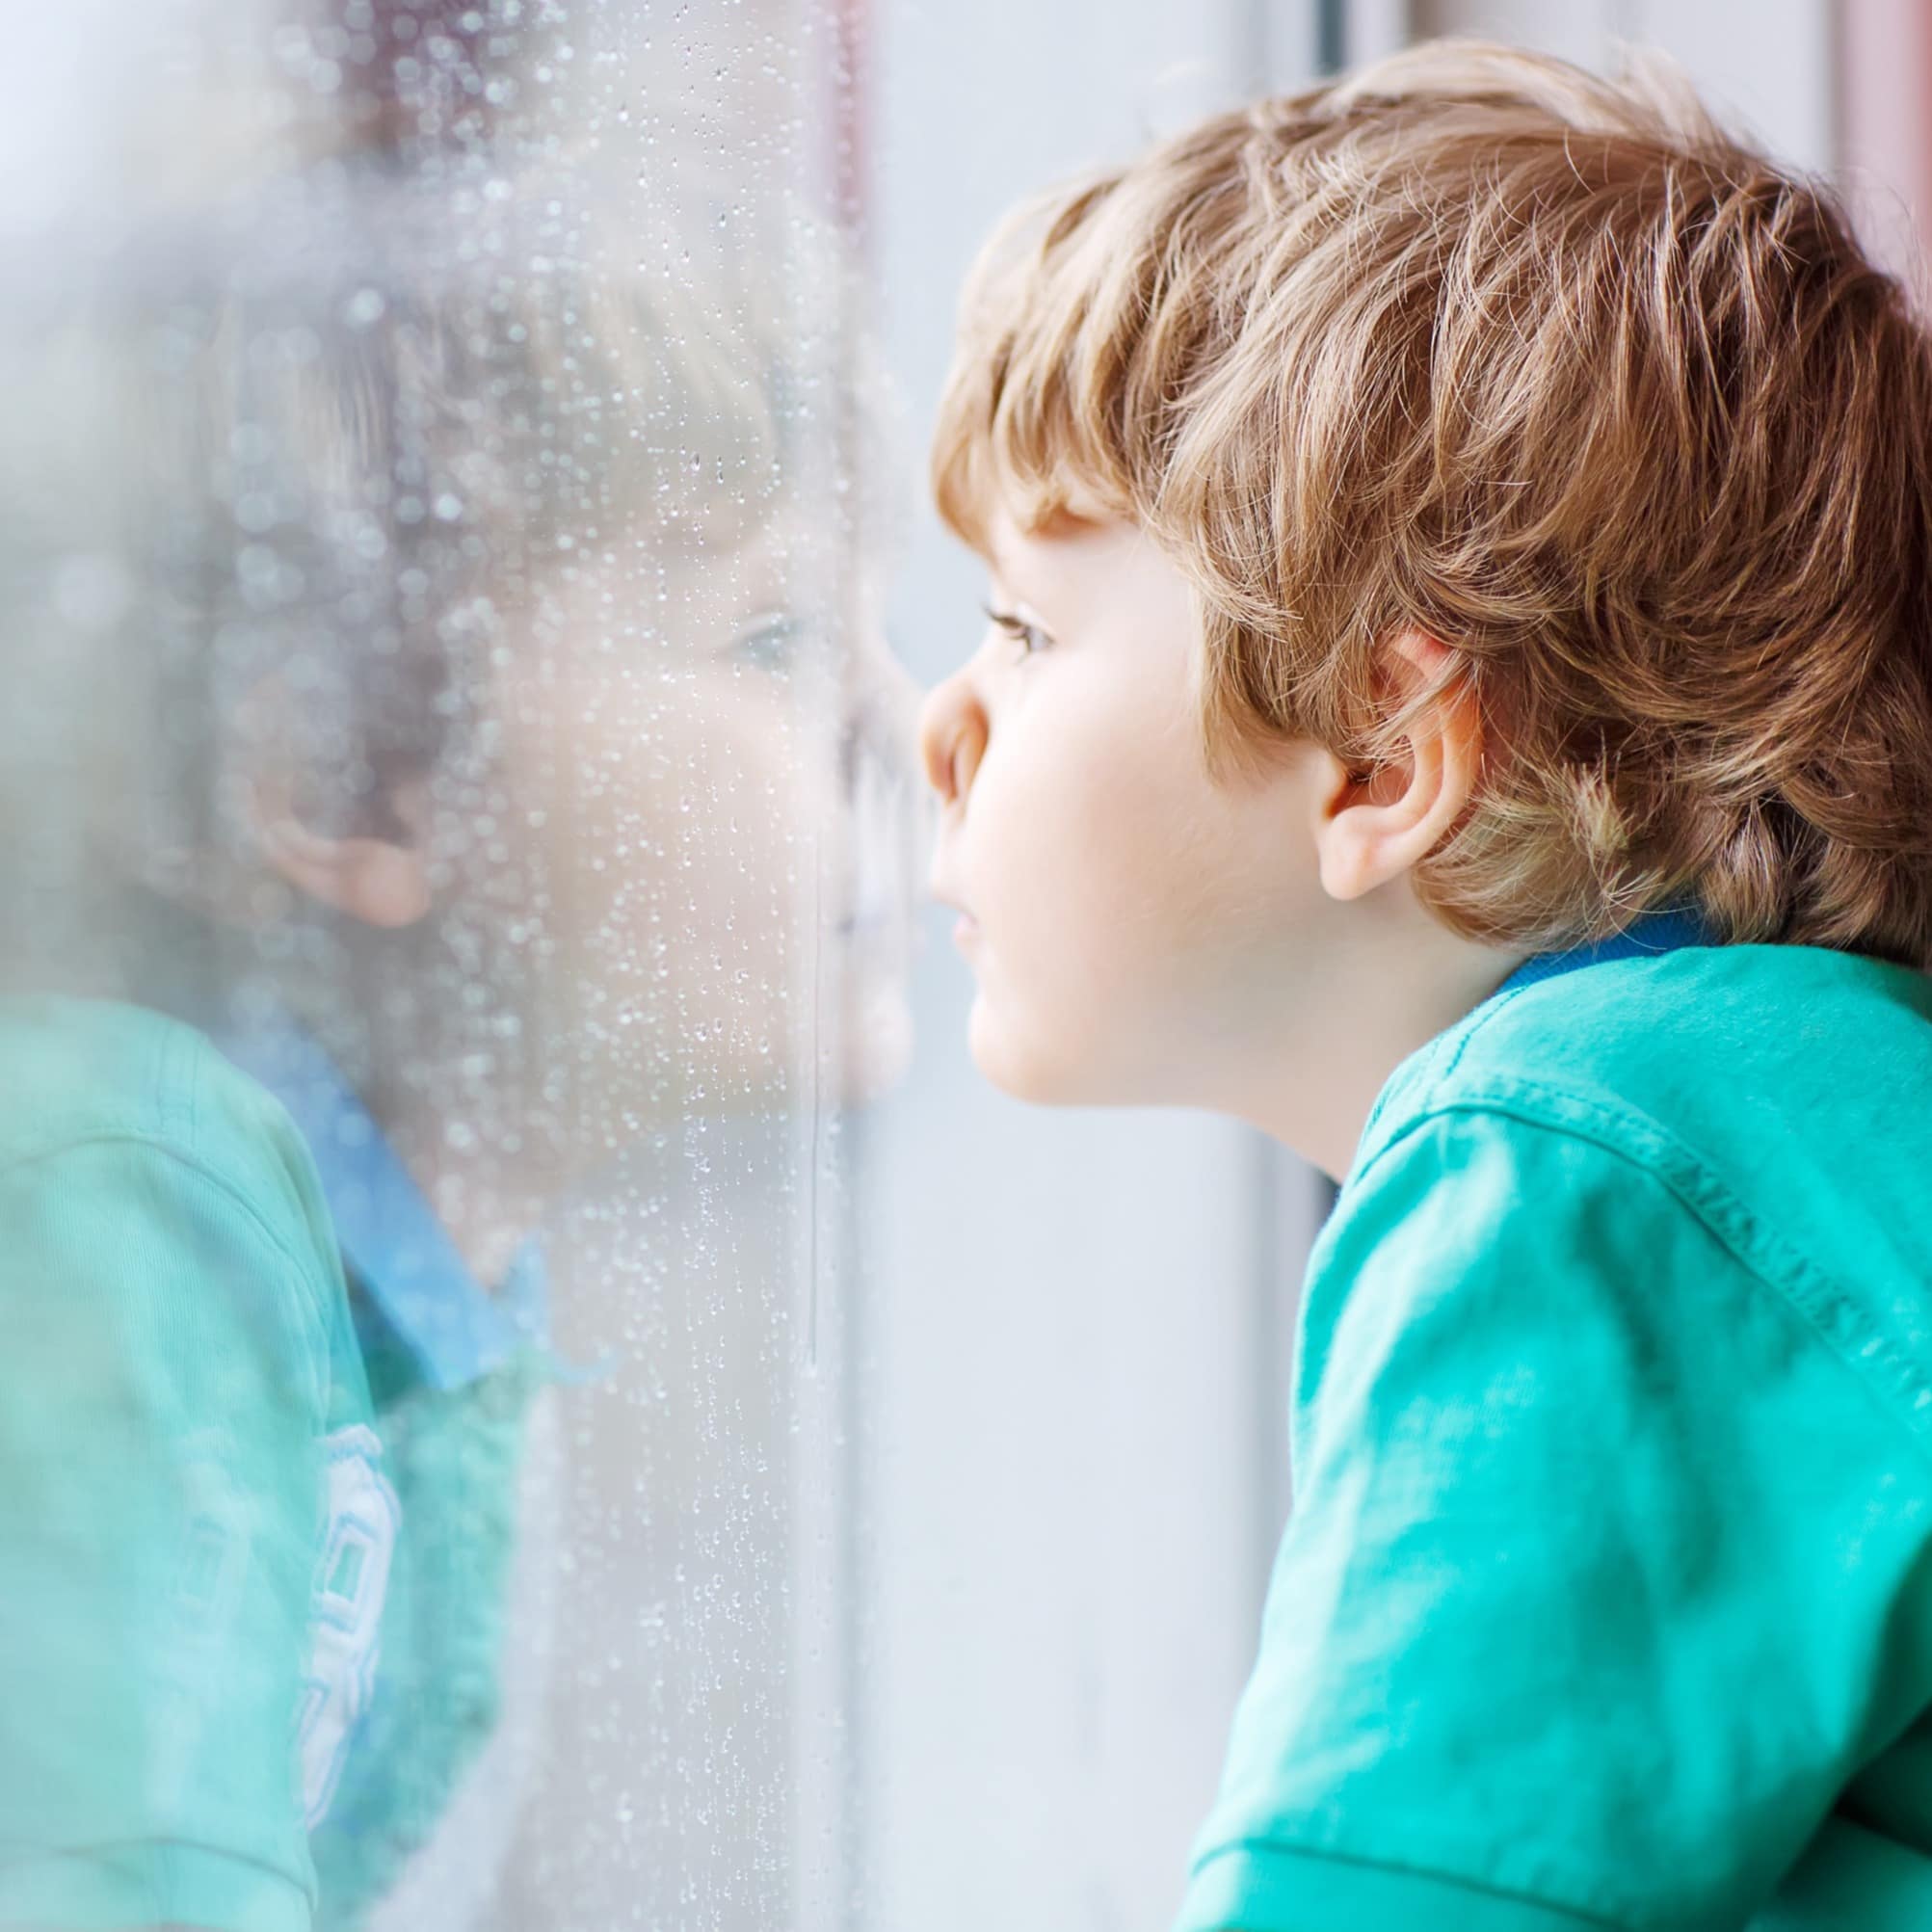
[237,675,433,930]
[1313,627,1482,905]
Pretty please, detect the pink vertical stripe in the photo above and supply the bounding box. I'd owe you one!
[1838,0,1932,289]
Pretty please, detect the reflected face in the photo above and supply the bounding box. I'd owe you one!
[917,504,1324,1107]
[484,514,923,1156]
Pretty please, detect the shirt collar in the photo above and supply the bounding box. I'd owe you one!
[1492,901,1718,1000]
[214,1007,546,1393]
[1346,901,1722,1187]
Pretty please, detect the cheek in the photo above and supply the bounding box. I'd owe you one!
[962,694,1224,1089]
[495,666,830,1097]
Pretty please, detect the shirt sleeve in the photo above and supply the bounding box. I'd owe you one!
[1176,1104,1932,1932]
[0,1136,329,1932]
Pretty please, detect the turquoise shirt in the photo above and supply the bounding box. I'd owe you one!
[0,993,548,1931]
[1176,916,1932,1930]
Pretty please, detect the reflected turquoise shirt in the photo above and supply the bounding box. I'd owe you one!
[220,1010,553,1928]
[1177,914,1932,1930]
[0,992,552,1932]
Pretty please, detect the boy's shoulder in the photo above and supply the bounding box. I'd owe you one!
[0,991,338,1278]
[1363,939,1932,1172]
[1344,940,1932,1402]
[1195,943,1932,1932]
[0,989,282,1149]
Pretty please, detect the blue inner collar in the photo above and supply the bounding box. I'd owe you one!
[1495,903,1718,1001]
[214,1011,546,1393]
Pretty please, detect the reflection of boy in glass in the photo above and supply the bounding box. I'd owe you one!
[0,143,919,1931]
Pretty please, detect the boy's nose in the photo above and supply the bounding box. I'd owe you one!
[917,672,987,808]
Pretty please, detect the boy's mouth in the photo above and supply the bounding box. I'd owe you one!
[930,887,979,945]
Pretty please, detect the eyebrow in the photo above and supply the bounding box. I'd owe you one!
[983,521,1018,588]
[986,496,1099,584]
[983,499,1104,634]
[984,526,1048,615]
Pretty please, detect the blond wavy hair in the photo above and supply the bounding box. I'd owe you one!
[931,39,1932,969]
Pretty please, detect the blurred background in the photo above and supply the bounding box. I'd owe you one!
[0,1,1926,1929]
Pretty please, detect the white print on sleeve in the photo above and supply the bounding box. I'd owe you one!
[299,1423,402,1828]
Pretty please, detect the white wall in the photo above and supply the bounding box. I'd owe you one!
[1416,0,1833,169]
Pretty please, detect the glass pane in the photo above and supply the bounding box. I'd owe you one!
[0,1,926,1926]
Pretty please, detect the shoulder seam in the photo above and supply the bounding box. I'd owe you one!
[1189,1832,1628,1928]
[0,1130,335,1419]
[1356,1085,1932,1470]
[1430,983,1534,1097]
[1353,985,1533,1159]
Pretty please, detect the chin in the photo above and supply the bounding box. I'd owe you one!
[967,993,1101,1106]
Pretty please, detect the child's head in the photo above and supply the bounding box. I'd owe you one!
[917,38,1932,1162]
[5,146,921,1203]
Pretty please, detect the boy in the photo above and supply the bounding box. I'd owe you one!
[917,39,1932,1931]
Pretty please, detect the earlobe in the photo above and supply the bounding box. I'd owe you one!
[1313,628,1482,903]
[255,806,433,928]
[1311,747,1389,902]
[239,682,434,929]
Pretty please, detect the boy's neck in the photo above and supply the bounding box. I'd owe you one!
[1240,926,1531,1184]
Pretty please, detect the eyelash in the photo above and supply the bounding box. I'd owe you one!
[730,610,806,671]
[982,600,1051,663]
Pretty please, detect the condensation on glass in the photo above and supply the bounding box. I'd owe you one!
[0,0,926,1926]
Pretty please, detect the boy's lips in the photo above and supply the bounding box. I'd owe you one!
[929,884,979,944]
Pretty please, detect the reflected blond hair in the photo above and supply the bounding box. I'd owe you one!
[932,39,1932,967]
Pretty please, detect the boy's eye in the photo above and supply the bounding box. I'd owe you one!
[730,610,806,673]
[980,600,1051,663]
